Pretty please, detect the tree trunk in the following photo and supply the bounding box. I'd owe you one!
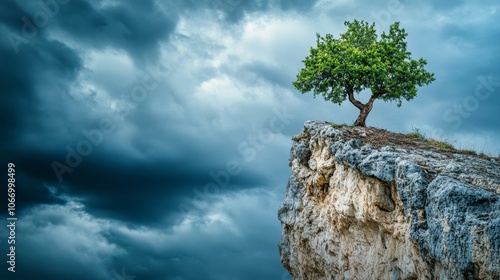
[346,88,379,127]
[353,97,376,127]
[353,105,372,127]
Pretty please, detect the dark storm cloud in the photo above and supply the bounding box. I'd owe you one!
[46,0,175,65]
[0,0,197,215]
[54,152,266,225]
[169,0,317,23]
[1,188,288,280]
[6,139,266,221]
[0,0,294,228]
[0,31,81,140]
[4,0,176,64]
[0,0,168,143]
[0,1,304,280]
[99,190,286,280]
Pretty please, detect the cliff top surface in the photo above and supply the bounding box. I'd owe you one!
[301,120,497,159]
[292,120,500,193]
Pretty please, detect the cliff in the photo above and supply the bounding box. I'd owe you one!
[278,121,500,280]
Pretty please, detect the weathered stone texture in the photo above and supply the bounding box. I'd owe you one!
[279,121,500,280]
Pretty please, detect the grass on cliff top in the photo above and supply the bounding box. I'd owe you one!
[331,123,353,128]
[331,123,495,160]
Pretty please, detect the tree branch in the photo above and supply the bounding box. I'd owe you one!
[368,90,385,106]
[346,87,364,110]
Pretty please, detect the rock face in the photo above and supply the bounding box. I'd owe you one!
[278,121,500,280]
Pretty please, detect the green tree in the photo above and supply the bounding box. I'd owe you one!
[293,20,435,127]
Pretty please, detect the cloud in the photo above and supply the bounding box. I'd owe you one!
[0,202,120,280]
[0,188,288,280]
[42,0,176,65]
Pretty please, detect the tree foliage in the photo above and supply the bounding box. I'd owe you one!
[293,20,435,127]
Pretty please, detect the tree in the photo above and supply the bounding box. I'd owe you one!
[293,20,435,127]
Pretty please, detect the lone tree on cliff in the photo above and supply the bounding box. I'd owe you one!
[293,20,435,127]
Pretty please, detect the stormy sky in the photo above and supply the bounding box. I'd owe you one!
[0,0,499,279]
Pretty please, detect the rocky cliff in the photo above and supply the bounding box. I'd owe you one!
[278,121,500,280]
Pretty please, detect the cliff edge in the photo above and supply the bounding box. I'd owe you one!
[278,121,500,280]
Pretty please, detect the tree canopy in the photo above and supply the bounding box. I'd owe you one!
[293,20,435,127]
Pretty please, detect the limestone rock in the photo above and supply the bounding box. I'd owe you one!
[278,121,500,280]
